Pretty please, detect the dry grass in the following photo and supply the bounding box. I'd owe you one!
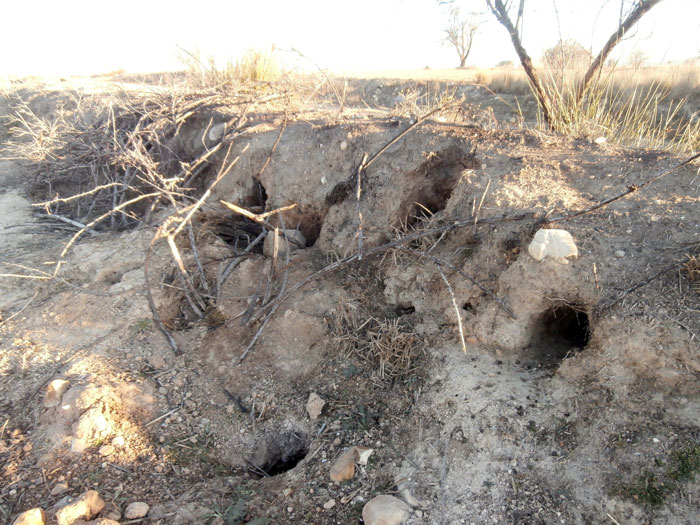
[467,63,700,152]
[331,302,422,381]
[177,47,283,91]
[685,255,700,293]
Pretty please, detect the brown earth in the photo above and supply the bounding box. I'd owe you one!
[0,74,698,525]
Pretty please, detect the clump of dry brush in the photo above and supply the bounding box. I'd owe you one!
[2,86,248,231]
[331,302,423,382]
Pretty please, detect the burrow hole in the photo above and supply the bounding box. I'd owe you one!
[404,147,479,228]
[252,177,326,248]
[248,429,310,478]
[528,304,590,368]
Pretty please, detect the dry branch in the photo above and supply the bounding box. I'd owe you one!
[437,265,468,354]
[546,151,700,225]
[220,201,297,224]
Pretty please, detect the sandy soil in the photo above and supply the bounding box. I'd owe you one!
[0,73,698,525]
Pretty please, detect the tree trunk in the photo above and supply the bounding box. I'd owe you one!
[486,0,555,129]
[460,56,467,68]
[576,0,662,103]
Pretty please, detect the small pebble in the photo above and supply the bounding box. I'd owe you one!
[339,140,348,151]
[99,445,115,456]
[124,501,149,519]
[323,499,336,510]
[614,250,625,258]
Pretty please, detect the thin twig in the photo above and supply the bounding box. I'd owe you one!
[437,265,468,354]
[144,229,180,355]
[34,212,101,236]
[220,201,297,224]
[397,248,516,319]
[247,210,530,327]
[0,291,39,327]
[546,151,700,224]
[145,405,182,427]
[256,115,287,179]
[355,152,368,260]
[594,262,677,317]
[188,222,210,294]
[363,99,463,172]
[216,231,266,302]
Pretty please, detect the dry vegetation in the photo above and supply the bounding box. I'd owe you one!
[471,62,700,151]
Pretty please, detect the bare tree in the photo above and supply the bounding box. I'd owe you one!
[443,8,480,68]
[626,48,648,70]
[542,40,593,72]
[483,0,663,128]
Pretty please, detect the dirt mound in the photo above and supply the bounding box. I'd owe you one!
[0,78,698,524]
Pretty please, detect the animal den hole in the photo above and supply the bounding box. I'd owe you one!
[247,429,310,478]
[403,147,478,229]
[528,305,590,368]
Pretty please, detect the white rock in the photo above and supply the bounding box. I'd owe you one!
[43,380,70,407]
[356,446,374,465]
[323,499,336,510]
[111,436,125,447]
[528,229,578,264]
[614,250,625,258]
[55,490,105,525]
[124,502,149,519]
[208,123,227,142]
[12,508,46,525]
[594,136,607,144]
[306,392,325,420]
[340,140,348,151]
[362,495,410,525]
[263,229,306,258]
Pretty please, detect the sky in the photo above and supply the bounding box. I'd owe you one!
[1,0,698,76]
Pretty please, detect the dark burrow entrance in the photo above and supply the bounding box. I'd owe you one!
[247,429,310,478]
[525,304,591,369]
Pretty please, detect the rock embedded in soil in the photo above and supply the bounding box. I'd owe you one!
[306,392,325,420]
[12,508,46,525]
[362,495,411,525]
[329,447,357,481]
[98,444,115,456]
[43,379,70,407]
[329,445,374,481]
[51,483,69,496]
[614,249,626,258]
[55,490,105,525]
[147,354,166,369]
[323,499,336,510]
[124,502,149,519]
